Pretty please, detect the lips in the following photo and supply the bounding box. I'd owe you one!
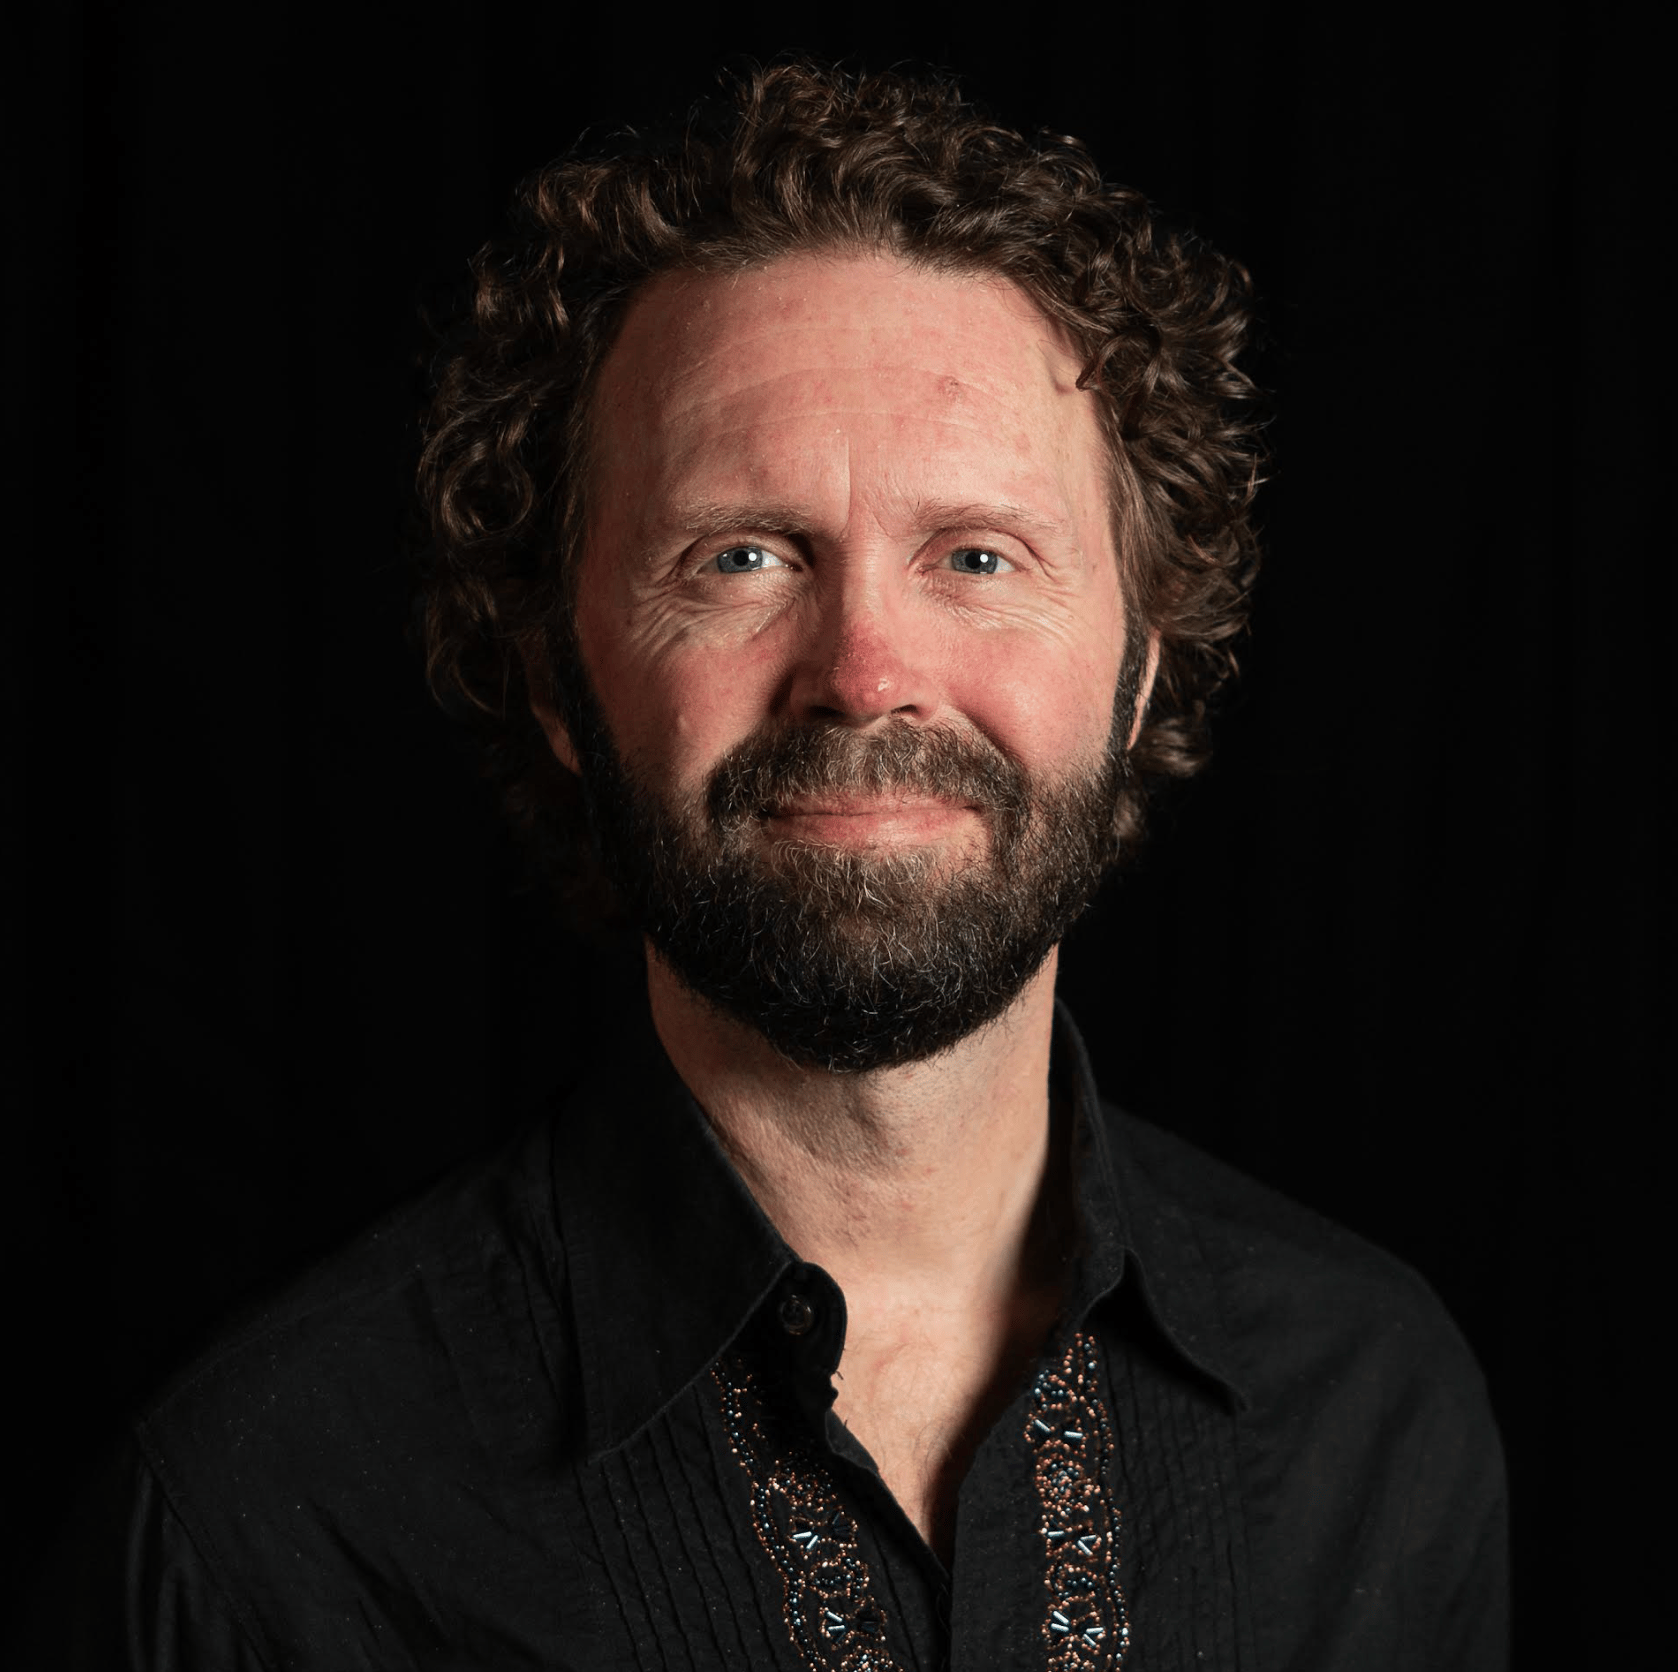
[709,722,1027,839]
[764,792,975,819]
[761,795,983,851]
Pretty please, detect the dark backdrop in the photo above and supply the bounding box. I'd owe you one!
[16,4,1665,1664]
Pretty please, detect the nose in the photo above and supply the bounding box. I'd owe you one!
[786,575,943,728]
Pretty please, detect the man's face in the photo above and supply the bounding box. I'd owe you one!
[545,251,1145,1069]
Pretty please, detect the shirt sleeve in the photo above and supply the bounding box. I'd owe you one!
[1242,1277,1511,1672]
[29,1437,269,1672]
[1395,1348,1510,1670]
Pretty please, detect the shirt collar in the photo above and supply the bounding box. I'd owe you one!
[548,1003,794,1460]
[1053,999,1248,1409]
[549,997,1244,1460]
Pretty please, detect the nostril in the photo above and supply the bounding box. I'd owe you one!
[786,613,938,726]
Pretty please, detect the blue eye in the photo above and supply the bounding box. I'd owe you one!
[948,548,1008,575]
[712,545,783,573]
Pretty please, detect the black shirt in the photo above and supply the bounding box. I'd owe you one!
[57,1005,1506,1668]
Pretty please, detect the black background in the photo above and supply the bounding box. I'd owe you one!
[16,3,1666,1664]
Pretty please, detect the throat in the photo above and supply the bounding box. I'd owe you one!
[830,1278,1065,1565]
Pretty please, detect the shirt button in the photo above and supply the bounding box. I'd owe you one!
[778,1292,815,1336]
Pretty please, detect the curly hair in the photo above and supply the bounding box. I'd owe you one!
[417,62,1263,911]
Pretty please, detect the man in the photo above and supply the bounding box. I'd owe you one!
[72,64,1505,1668]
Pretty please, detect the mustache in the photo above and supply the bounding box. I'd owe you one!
[706,722,1030,833]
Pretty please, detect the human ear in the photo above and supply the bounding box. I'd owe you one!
[518,634,582,775]
[531,695,581,776]
[1127,630,1162,750]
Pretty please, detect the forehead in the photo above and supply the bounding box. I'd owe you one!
[586,252,1109,528]
[601,250,1087,405]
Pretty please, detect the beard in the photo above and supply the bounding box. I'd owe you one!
[563,671,1136,1074]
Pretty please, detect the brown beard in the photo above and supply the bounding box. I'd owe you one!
[566,679,1136,1073]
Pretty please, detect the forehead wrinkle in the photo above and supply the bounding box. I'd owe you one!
[651,362,1039,434]
[650,387,1072,490]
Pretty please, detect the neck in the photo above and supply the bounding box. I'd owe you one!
[650,948,1074,1561]
[646,947,1067,1309]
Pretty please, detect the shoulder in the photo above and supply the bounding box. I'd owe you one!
[143,1112,568,1439]
[1110,1107,1508,1665]
[1111,1105,1481,1394]
[127,1115,579,1661]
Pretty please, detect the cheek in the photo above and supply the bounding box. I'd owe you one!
[580,602,788,787]
[952,627,1125,774]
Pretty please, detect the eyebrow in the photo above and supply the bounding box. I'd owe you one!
[664,502,816,542]
[664,497,1073,542]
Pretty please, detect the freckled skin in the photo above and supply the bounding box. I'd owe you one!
[555,251,1135,859]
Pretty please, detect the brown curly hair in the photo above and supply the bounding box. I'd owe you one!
[417,61,1263,907]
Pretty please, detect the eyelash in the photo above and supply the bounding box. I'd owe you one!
[707,545,1012,575]
[947,548,1009,575]
[710,545,787,573]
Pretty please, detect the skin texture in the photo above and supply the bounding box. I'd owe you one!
[536,251,1155,1561]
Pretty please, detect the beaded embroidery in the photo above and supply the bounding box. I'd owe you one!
[1026,1334,1129,1669]
[713,1357,904,1671]
[714,1335,1127,1670]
